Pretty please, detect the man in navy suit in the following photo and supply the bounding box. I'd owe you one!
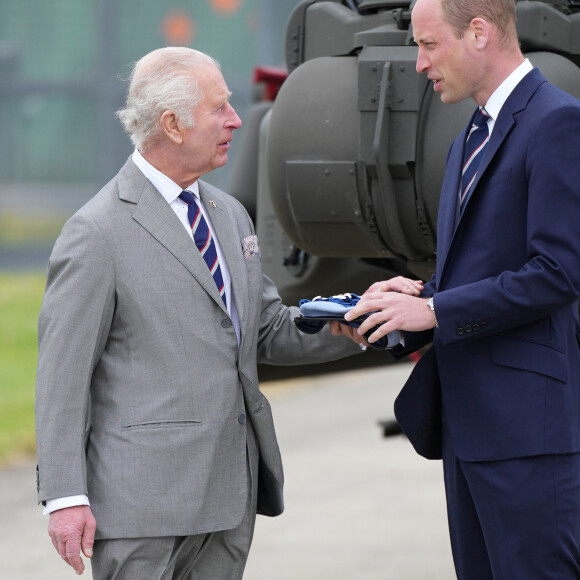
[342,0,580,577]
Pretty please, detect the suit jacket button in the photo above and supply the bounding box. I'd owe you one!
[473,323,480,332]
[221,319,232,328]
[457,327,465,335]
[465,324,472,333]
[238,413,246,424]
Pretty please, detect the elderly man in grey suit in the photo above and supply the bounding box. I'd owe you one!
[35,47,363,579]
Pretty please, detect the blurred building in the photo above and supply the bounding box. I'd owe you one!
[0,0,295,218]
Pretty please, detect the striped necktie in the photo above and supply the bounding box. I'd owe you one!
[179,190,227,306]
[460,107,490,208]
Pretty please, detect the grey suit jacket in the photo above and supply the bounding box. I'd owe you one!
[35,158,360,539]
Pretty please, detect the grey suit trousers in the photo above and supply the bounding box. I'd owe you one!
[91,421,259,580]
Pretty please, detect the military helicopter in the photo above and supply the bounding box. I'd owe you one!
[227,0,580,376]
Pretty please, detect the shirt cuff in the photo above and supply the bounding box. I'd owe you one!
[43,495,90,516]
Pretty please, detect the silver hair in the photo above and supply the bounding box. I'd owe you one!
[116,47,220,151]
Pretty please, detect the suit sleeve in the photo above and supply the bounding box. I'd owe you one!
[35,213,115,503]
[435,103,580,345]
[228,200,361,365]
[255,273,362,365]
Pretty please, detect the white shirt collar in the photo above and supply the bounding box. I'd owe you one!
[484,59,534,122]
[131,149,199,203]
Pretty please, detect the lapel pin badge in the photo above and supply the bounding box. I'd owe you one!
[209,200,216,208]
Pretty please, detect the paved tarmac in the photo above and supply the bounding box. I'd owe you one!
[0,363,455,580]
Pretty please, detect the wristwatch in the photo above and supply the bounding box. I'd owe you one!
[427,297,439,328]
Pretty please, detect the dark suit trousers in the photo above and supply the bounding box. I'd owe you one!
[442,425,580,579]
[91,420,260,580]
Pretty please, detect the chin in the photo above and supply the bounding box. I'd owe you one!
[440,93,461,105]
[215,155,228,168]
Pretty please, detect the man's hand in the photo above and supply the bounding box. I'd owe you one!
[48,505,96,575]
[329,321,369,347]
[328,277,426,345]
[344,292,436,344]
[362,276,424,296]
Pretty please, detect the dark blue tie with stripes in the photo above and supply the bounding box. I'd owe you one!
[179,190,227,306]
[460,107,490,209]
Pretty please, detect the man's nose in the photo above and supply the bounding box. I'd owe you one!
[416,48,429,74]
[227,103,242,129]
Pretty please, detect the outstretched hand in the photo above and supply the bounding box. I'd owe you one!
[48,505,96,575]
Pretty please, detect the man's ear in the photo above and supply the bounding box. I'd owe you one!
[160,110,183,144]
[469,17,489,48]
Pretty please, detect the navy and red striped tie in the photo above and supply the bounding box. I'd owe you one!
[460,107,490,208]
[179,190,227,306]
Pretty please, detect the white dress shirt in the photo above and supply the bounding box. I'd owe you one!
[480,58,533,137]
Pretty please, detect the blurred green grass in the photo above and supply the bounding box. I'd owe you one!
[0,272,46,465]
[0,212,66,245]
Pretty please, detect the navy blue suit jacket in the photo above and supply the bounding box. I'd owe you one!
[396,69,580,462]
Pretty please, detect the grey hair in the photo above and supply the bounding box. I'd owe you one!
[116,47,220,151]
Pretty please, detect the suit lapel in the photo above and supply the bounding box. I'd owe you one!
[199,183,248,324]
[439,68,546,280]
[119,161,228,312]
[436,129,469,274]
[456,68,545,223]
[456,113,515,218]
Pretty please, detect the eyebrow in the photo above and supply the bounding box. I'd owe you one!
[220,90,233,106]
